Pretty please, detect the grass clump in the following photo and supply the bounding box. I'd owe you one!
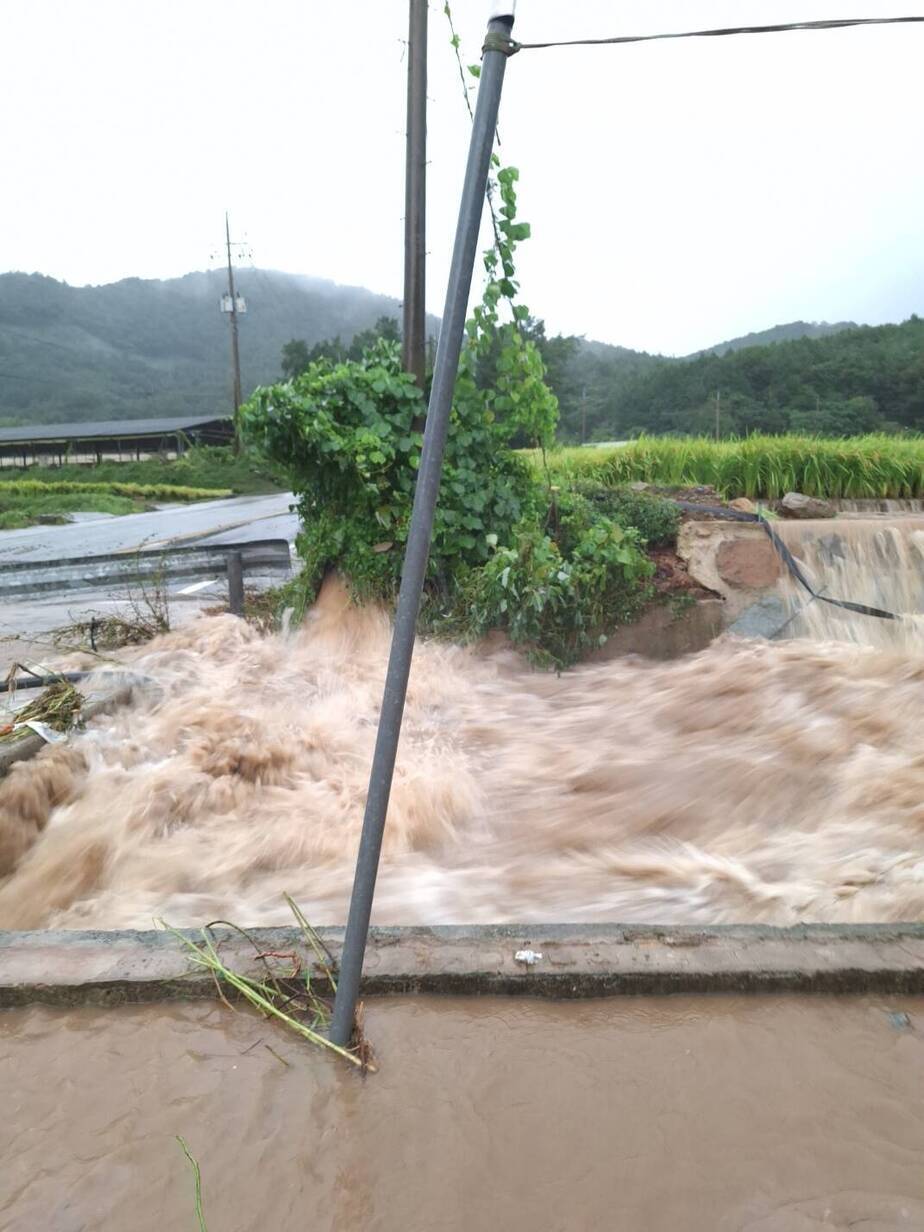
[0,491,139,529]
[539,434,924,500]
[164,895,375,1073]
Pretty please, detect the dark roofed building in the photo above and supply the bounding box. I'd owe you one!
[0,415,233,466]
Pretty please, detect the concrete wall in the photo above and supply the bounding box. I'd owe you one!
[678,521,789,639]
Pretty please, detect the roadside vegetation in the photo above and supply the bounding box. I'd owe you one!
[0,446,284,529]
[0,479,231,530]
[244,166,672,668]
[0,445,284,496]
[542,434,924,500]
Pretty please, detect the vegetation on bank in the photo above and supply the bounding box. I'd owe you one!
[0,479,231,501]
[0,446,283,496]
[0,490,136,530]
[244,166,668,668]
[0,477,236,530]
[542,435,924,500]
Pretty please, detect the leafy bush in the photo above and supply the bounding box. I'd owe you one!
[243,338,535,603]
[243,165,656,668]
[578,486,681,547]
[447,494,653,666]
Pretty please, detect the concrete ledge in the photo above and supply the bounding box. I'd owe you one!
[1,923,923,1007]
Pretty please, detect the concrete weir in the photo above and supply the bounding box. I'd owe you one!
[1,923,923,1007]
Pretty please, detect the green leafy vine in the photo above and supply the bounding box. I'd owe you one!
[240,16,657,667]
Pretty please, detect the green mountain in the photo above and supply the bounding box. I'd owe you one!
[0,267,912,440]
[549,318,924,440]
[697,320,856,357]
[0,269,437,427]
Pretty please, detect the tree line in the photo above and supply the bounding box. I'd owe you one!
[280,314,924,441]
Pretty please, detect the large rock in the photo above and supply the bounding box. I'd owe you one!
[779,491,836,519]
[716,538,782,589]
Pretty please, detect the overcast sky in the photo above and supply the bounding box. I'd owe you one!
[3,1,922,355]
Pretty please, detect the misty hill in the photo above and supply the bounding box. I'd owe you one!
[0,269,438,427]
[0,267,909,439]
[699,320,856,357]
[551,317,924,440]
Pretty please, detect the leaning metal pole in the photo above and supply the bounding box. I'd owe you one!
[329,5,517,1047]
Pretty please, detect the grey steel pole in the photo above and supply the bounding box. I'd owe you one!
[329,8,516,1048]
[401,0,428,391]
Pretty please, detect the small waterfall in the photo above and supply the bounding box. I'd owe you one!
[835,499,924,516]
[774,516,924,650]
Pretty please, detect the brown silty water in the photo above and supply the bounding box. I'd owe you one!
[2,521,924,930]
[3,995,924,1232]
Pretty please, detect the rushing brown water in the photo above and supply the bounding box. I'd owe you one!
[2,573,924,929]
[2,995,923,1231]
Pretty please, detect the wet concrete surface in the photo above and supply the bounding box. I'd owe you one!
[2,994,923,1231]
[0,587,238,674]
[0,492,296,671]
[0,492,296,564]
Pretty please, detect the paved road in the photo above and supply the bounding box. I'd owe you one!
[0,492,298,564]
[0,493,300,670]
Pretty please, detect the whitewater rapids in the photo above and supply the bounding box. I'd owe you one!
[2,576,923,929]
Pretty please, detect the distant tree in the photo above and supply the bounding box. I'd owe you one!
[281,339,311,380]
[347,315,401,361]
[307,337,347,365]
[789,396,883,437]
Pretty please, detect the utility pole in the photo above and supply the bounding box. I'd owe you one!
[715,388,721,442]
[581,386,588,444]
[223,211,244,452]
[402,0,428,392]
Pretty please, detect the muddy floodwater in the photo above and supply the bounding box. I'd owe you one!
[2,994,923,1231]
[6,566,924,930]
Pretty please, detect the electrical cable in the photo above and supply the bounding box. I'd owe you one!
[501,16,924,56]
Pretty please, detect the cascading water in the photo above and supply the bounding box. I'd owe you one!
[773,516,924,651]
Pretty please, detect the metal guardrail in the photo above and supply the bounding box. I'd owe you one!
[0,538,292,599]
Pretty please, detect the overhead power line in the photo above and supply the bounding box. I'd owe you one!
[497,16,924,56]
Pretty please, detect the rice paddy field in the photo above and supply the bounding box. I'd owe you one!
[540,435,924,500]
[0,480,231,530]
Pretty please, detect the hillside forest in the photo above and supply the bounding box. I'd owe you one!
[1,270,922,440]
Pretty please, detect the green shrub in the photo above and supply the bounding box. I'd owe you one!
[577,486,680,547]
[243,338,535,603]
[446,495,652,666]
[242,165,656,668]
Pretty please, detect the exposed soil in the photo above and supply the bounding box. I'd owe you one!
[648,544,716,599]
